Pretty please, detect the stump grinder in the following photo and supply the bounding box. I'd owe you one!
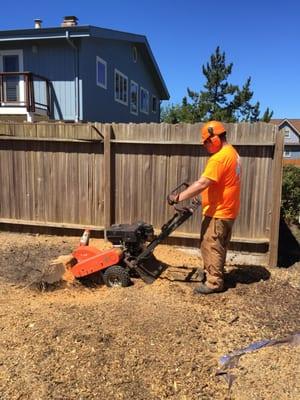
[47,183,200,288]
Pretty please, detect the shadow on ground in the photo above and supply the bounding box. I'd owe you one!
[277,217,300,268]
[225,265,271,289]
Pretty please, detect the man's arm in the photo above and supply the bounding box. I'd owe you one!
[177,176,213,202]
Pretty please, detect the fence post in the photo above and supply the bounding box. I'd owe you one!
[268,127,284,267]
[103,124,113,239]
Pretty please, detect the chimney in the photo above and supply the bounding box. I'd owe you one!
[34,19,42,29]
[61,16,78,27]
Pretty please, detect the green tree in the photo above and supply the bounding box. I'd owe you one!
[230,77,260,122]
[261,107,274,122]
[281,165,300,224]
[161,46,273,123]
[161,96,198,123]
[195,46,238,122]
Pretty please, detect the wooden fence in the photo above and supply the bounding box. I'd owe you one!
[0,121,284,267]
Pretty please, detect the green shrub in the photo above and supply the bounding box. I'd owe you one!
[281,165,300,224]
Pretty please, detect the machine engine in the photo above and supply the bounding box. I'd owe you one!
[106,222,154,256]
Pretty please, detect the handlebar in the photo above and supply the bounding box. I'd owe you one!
[167,182,201,213]
[135,182,201,266]
[170,182,190,195]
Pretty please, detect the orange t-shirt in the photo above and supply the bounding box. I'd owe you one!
[201,144,241,219]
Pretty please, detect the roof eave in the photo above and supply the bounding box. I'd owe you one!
[0,26,92,41]
[143,38,169,100]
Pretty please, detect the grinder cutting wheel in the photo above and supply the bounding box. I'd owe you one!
[45,183,200,288]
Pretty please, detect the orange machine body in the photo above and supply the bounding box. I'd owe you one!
[71,246,123,278]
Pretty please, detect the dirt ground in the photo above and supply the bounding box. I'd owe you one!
[0,231,299,400]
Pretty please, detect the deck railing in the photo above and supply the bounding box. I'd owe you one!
[0,72,51,115]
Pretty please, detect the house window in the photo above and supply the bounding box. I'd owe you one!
[284,127,290,138]
[132,46,138,63]
[130,81,138,115]
[114,69,128,105]
[284,151,291,158]
[96,57,107,89]
[152,95,157,113]
[140,87,149,114]
[0,49,24,103]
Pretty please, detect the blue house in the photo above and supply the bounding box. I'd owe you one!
[271,119,300,166]
[0,16,169,123]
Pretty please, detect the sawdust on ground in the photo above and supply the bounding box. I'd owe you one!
[0,231,299,400]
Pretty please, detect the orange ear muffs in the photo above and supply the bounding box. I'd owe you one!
[205,135,221,154]
[205,127,222,154]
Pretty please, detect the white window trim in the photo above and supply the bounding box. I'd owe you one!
[114,69,128,106]
[152,95,157,114]
[0,49,24,70]
[0,49,25,104]
[130,80,138,116]
[140,86,149,115]
[283,151,291,158]
[96,56,107,89]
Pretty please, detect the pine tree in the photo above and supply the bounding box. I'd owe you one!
[198,46,238,121]
[261,107,274,122]
[230,78,260,122]
[161,47,273,123]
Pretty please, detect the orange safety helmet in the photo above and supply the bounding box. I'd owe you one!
[201,121,226,154]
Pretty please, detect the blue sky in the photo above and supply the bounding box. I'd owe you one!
[1,0,300,118]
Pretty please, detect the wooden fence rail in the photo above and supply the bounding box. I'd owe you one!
[0,121,283,267]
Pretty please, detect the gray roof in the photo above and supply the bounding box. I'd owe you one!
[0,25,169,99]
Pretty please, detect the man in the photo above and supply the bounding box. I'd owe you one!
[168,121,241,294]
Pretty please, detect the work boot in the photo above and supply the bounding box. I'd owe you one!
[193,282,224,295]
[197,268,206,282]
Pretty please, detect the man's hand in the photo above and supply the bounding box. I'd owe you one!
[167,193,180,205]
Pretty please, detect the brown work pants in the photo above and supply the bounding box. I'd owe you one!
[200,216,234,290]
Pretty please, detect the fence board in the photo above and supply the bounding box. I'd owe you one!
[269,128,285,266]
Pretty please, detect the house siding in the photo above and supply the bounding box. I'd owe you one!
[283,145,300,160]
[24,41,78,120]
[80,37,161,123]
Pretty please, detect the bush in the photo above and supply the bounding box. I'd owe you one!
[281,165,300,224]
